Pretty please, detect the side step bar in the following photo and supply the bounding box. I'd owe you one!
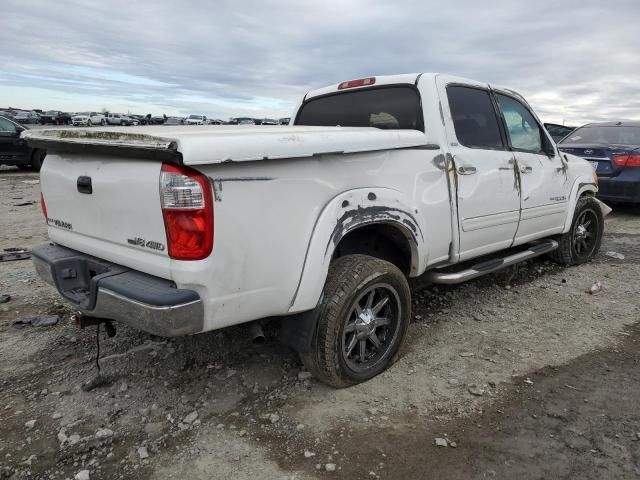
[426,239,559,285]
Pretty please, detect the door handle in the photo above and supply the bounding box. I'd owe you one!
[520,165,533,174]
[457,165,477,175]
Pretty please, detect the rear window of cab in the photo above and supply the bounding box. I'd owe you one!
[295,86,424,131]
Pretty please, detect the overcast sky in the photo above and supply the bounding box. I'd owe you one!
[1,0,639,124]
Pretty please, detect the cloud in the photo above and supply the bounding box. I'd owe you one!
[1,0,639,123]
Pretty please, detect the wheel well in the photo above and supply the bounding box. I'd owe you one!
[333,223,413,274]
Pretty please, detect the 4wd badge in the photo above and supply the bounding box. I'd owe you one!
[127,237,165,251]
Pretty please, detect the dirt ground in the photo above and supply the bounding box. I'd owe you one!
[1,165,639,480]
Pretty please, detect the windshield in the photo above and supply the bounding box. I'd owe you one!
[76,112,90,116]
[295,86,423,131]
[188,115,203,120]
[560,126,640,146]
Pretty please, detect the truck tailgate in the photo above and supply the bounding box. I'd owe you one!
[41,153,171,278]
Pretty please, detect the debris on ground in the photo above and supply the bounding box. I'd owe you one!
[21,180,39,185]
[434,437,448,447]
[467,384,485,396]
[605,251,625,260]
[586,281,604,295]
[74,470,90,480]
[0,248,31,262]
[13,201,37,207]
[0,294,10,303]
[12,315,60,329]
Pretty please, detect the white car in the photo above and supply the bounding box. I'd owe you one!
[72,112,106,127]
[184,115,207,125]
[25,73,607,388]
[105,113,134,126]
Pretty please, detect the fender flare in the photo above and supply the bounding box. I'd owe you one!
[562,177,598,233]
[288,187,427,313]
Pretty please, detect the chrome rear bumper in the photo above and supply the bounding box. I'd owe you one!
[32,243,203,337]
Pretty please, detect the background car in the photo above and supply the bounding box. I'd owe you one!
[279,117,291,125]
[72,112,106,126]
[558,121,640,204]
[0,110,17,120]
[164,117,185,125]
[0,116,46,170]
[544,123,577,143]
[185,115,207,125]
[39,111,72,125]
[231,117,256,125]
[261,118,278,125]
[13,111,40,125]
[105,113,134,126]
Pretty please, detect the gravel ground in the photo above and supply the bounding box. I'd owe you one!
[1,166,639,479]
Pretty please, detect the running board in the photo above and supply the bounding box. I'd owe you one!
[426,239,559,285]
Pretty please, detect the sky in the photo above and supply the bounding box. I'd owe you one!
[1,0,639,124]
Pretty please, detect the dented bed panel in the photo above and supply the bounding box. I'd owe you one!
[163,147,451,328]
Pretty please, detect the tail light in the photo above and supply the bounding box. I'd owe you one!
[40,192,47,222]
[338,77,376,90]
[612,154,640,168]
[160,163,214,260]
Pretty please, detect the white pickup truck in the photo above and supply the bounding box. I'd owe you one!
[25,73,607,388]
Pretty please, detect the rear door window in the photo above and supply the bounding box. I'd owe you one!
[295,86,423,131]
[446,86,504,149]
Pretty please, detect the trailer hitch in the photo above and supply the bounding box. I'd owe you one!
[72,313,117,386]
[73,313,117,338]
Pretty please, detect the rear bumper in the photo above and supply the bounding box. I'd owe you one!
[597,177,640,203]
[31,243,204,337]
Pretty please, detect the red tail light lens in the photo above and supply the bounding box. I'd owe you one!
[612,154,640,167]
[40,192,48,222]
[160,163,214,260]
[338,77,376,90]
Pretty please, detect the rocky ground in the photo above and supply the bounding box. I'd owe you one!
[1,166,639,480]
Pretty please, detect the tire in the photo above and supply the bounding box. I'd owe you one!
[100,119,106,126]
[30,149,46,171]
[88,120,92,127]
[300,254,411,388]
[550,196,604,265]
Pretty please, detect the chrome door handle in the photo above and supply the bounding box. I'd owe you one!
[457,165,477,175]
[520,165,533,174]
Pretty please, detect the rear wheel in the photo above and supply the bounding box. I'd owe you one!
[100,119,106,126]
[300,255,411,388]
[550,196,604,265]
[30,149,46,171]
[87,120,92,127]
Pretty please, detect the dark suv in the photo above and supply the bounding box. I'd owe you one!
[0,116,46,170]
[40,111,72,125]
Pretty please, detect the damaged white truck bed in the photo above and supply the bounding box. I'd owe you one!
[25,73,608,388]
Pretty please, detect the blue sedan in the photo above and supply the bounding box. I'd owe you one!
[558,121,640,204]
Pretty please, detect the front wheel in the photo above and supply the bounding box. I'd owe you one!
[550,196,604,265]
[87,120,92,127]
[300,255,411,388]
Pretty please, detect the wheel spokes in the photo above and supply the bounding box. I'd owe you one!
[372,295,389,315]
[375,316,391,327]
[359,340,367,363]
[365,290,374,310]
[345,335,357,356]
[368,331,382,349]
